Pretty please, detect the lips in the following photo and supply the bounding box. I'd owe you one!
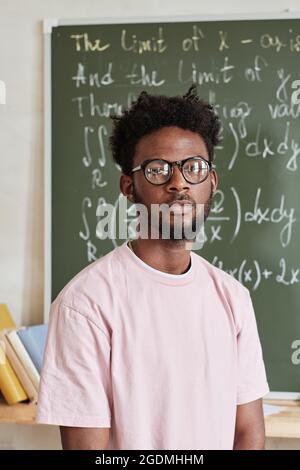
[169,200,194,214]
[169,200,193,207]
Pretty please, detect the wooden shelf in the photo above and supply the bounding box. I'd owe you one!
[0,401,36,424]
[0,398,300,438]
[264,399,300,439]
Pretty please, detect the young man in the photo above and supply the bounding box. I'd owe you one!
[37,87,269,450]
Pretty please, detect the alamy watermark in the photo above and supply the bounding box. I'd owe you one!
[95,199,207,250]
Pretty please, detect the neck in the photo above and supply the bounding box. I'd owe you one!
[129,238,192,275]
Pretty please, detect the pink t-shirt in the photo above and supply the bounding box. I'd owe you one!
[36,241,269,449]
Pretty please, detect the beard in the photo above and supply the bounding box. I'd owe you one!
[131,183,214,241]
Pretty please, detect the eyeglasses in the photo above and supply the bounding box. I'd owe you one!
[131,156,212,185]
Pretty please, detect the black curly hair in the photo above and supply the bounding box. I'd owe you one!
[109,85,221,176]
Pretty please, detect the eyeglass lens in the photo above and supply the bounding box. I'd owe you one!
[144,158,209,184]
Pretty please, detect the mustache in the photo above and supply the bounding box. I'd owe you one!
[166,195,195,206]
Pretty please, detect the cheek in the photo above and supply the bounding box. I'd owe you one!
[134,177,160,202]
[138,175,159,195]
[192,180,213,202]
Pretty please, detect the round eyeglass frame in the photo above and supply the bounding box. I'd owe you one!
[131,156,212,185]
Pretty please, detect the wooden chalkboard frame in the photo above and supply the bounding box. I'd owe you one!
[43,11,300,400]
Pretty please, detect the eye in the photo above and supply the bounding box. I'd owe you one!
[149,167,165,175]
[184,159,208,172]
[146,161,169,175]
[185,162,201,172]
[190,163,200,172]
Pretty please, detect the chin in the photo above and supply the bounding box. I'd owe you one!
[159,221,199,241]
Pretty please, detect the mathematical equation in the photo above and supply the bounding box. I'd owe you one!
[69,26,300,54]
[211,256,299,291]
[206,186,296,248]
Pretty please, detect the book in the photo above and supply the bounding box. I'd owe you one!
[6,330,40,390]
[0,330,38,403]
[0,341,28,405]
[0,304,16,330]
[0,304,28,404]
[17,324,48,373]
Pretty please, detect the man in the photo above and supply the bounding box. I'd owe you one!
[37,86,269,450]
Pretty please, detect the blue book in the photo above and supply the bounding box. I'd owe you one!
[17,324,48,373]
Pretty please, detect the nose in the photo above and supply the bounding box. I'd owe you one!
[165,164,190,192]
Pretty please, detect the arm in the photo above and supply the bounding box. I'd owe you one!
[60,426,110,450]
[233,398,265,450]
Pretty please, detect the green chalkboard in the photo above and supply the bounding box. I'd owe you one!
[46,16,300,394]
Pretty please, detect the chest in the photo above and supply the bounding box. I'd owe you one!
[112,283,237,378]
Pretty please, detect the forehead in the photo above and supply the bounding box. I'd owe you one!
[133,126,208,166]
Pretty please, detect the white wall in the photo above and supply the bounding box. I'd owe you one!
[0,0,299,450]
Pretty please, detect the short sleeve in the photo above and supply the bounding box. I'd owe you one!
[236,290,269,405]
[36,302,112,427]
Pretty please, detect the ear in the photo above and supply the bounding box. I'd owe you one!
[120,174,134,202]
[210,169,218,194]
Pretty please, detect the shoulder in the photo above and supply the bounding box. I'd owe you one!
[192,251,252,330]
[50,245,124,334]
[192,250,249,296]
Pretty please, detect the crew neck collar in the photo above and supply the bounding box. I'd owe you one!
[117,241,196,286]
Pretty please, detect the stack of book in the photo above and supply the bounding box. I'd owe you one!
[0,304,48,406]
